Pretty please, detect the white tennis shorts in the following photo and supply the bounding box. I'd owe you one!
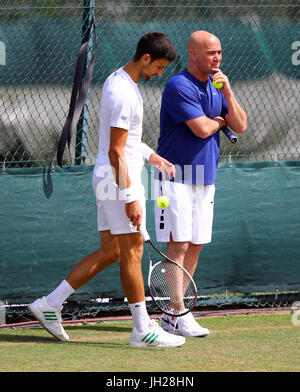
[92,165,146,235]
[154,180,215,244]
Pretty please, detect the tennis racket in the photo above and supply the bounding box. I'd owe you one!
[140,228,197,317]
[222,127,238,143]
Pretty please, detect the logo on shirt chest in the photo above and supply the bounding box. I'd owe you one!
[121,115,129,122]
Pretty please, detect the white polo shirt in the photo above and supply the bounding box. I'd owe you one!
[96,67,144,174]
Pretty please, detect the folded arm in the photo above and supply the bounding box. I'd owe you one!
[223,91,247,134]
[211,68,247,134]
[185,115,227,138]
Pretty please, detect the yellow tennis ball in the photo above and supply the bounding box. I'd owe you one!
[157,196,169,208]
[212,79,224,89]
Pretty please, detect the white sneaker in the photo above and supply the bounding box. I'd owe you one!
[161,311,209,337]
[28,296,69,341]
[129,319,185,348]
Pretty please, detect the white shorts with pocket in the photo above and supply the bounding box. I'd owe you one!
[92,164,146,235]
[154,180,215,244]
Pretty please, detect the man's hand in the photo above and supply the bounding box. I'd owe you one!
[125,201,143,231]
[211,69,247,133]
[211,68,231,95]
[149,153,175,180]
[213,115,227,129]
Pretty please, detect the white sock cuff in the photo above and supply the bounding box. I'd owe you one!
[129,301,151,332]
[46,279,75,309]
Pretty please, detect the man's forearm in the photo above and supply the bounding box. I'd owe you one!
[224,91,247,133]
[186,115,227,138]
[108,150,130,190]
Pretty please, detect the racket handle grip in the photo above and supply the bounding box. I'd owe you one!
[140,228,150,242]
[222,127,237,144]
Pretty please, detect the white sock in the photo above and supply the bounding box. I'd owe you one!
[129,301,151,332]
[46,280,75,310]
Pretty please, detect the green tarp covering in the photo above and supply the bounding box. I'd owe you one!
[0,162,299,303]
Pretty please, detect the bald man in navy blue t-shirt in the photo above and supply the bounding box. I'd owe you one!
[156,30,247,337]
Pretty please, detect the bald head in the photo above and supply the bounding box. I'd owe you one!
[187,30,222,81]
[188,31,220,51]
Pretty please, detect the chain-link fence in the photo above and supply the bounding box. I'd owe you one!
[0,0,299,169]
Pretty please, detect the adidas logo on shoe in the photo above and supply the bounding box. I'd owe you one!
[129,319,185,347]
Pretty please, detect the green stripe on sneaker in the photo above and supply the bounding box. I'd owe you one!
[144,333,155,343]
[43,311,58,321]
[141,332,159,345]
[149,334,159,344]
[141,333,151,342]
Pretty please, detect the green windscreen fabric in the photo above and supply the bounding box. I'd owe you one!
[0,162,299,303]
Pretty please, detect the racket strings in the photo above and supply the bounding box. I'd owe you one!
[150,259,196,316]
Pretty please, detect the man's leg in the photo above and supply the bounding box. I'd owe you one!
[65,230,120,290]
[28,230,120,341]
[117,232,185,347]
[182,243,204,276]
[166,234,203,273]
[117,232,150,333]
[165,235,189,312]
[118,232,145,303]
[161,234,209,337]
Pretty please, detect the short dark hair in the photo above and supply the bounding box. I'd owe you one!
[133,32,177,62]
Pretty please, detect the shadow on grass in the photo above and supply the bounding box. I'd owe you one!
[66,324,132,333]
[0,332,160,350]
[0,333,132,347]
[0,334,56,343]
[0,324,133,346]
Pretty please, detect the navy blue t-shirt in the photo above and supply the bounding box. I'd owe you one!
[157,68,228,184]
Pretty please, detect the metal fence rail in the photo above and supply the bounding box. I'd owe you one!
[0,1,299,169]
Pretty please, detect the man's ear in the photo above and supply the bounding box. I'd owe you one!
[189,48,196,61]
[141,53,151,65]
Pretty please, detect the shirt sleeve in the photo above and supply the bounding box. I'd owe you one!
[109,90,133,131]
[163,81,205,124]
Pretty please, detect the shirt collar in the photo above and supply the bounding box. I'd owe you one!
[183,68,209,89]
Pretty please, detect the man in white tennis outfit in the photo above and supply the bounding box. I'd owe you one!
[28,32,185,348]
[155,31,247,337]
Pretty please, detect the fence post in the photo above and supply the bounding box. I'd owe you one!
[75,0,95,165]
